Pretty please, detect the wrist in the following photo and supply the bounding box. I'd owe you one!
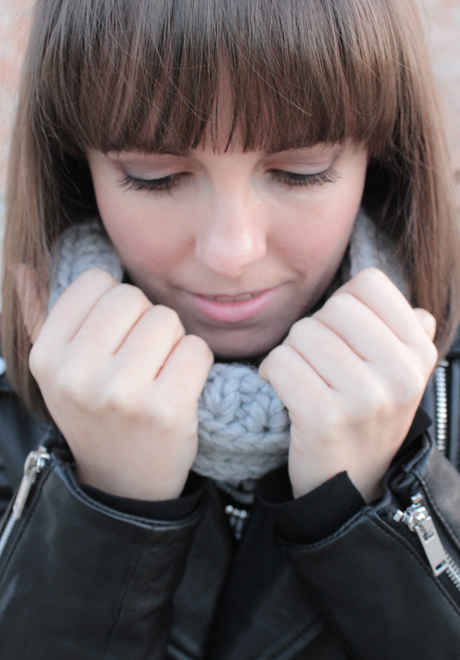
[75,459,188,501]
[289,452,387,504]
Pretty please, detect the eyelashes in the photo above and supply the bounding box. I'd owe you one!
[271,168,340,187]
[118,173,186,193]
[118,166,340,194]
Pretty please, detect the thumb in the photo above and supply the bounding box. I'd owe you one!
[413,307,436,342]
[14,264,47,345]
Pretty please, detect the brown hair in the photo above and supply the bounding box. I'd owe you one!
[3,0,460,417]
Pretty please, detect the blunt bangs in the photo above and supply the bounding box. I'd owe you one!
[34,0,413,157]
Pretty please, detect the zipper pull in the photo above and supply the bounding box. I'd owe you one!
[12,446,51,521]
[225,504,249,540]
[394,493,447,577]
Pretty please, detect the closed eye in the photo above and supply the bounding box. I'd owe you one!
[118,172,187,193]
[271,167,340,187]
[118,166,340,194]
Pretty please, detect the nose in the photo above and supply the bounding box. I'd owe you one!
[194,193,267,279]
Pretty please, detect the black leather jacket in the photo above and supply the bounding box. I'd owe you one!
[1,335,460,659]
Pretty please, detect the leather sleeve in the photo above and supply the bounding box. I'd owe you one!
[280,433,460,659]
[0,444,207,660]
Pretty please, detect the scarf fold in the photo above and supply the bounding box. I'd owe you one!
[49,209,409,486]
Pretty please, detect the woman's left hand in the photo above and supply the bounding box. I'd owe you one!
[258,268,438,502]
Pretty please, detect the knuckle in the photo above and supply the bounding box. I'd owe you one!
[288,317,315,343]
[158,405,179,431]
[113,283,151,312]
[324,291,356,314]
[184,334,213,361]
[266,344,292,370]
[120,283,148,304]
[154,305,183,330]
[395,368,426,402]
[55,362,89,405]
[354,267,387,287]
[325,405,347,435]
[390,348,428,402]
[102,380,140,415]
[357,381,387,416]
[28,343,46,378]
[80,267,117,288]
[149,393,181,430]
[425,342,439,370]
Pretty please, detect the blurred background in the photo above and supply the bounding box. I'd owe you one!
[0,0,460,287]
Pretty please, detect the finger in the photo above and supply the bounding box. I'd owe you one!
[14,264,47,345]
[70,282,155,358]
[155,334,214,405]
[313,291,406,365]
[42,268,120,347]
[333,268,429,348]
[112,305,186,382]
[257,344,330,415]
[313,290,437,386]
[282,317,370,392]
[413,308,436,341]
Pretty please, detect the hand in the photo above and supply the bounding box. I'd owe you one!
[16,267,214,501]
[259,268,438,502]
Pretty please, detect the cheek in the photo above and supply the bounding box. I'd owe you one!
[314,195,362,255]
[92,177,189,275]
[300,159,367,263]
[276,188,363,272]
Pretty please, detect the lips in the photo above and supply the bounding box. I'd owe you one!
[184,287,280,323]
[199,292,259,302]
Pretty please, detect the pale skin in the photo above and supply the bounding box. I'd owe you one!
[17,140,437,503]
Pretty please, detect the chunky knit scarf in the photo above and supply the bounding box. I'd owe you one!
[49,209,409,487]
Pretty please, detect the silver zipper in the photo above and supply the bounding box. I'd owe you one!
[432,359,460,587]
[445,553,460,590]
[0,446,51,560]
[393,493,460,591]
[391,362,460,593]
[435,360,449,454]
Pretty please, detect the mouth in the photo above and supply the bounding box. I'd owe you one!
[199,291,262,302]
[184,287,280,323]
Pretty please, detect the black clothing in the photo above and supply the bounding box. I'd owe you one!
[1,337,460,658]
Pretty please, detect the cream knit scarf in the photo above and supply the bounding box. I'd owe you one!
[49,209,409,487]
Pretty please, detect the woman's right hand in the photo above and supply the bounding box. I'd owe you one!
[17,267,214,501]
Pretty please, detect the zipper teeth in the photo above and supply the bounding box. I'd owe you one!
[0,446,51,562]
[433,359,460,592]
[395,363,460,595]
[0,515,16,560]
[394,494,460,595]
[435,360,449,454]
[445,553,460,591]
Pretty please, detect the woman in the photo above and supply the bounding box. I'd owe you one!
[1,0,460,657]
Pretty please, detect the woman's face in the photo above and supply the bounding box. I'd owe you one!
[87,140,368,359]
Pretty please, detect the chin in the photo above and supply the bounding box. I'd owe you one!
[204,328,286,362]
